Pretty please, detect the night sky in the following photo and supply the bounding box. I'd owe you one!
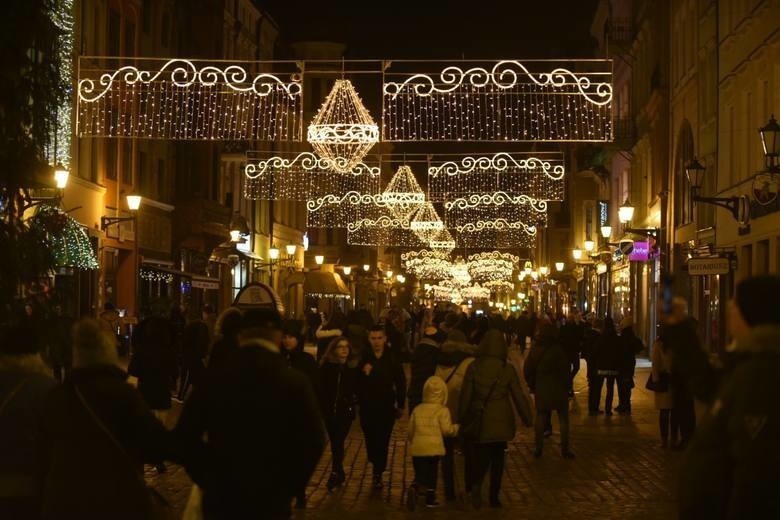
[262,1,600,59]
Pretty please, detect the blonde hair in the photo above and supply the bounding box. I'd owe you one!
[72,318,119,368]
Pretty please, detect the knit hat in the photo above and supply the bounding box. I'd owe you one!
[735,275,780,327]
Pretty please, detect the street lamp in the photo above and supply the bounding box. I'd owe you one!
[600,225,612,239]
[343,266,352,276]
[229,212,250,243]
[286,244,297,256]
[126,194,142,211]
[685,157,749,222]
[539,266,548,276]
[101,195,143,319]
[386,270,394,279]
[54,164,69,189]
[269,247,280,260]
[584,239,595,252]
[555,261,565,272]
[396,274,406,283]
[572,247,583,261]
[363,264,370,272]
[314,254,325,265]
[618,198,635,224]
[760,114,780,172]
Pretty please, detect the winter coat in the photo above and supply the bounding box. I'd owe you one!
[319,361,357,422]
[357,348,406,415]
[581,328,601,376]
[283,347,320,402]
[174,339,325,519]
[618,327,645,379]
[559,321,584,362]
[408,377,458,457]
[595,333,622,375]
[662,319,718,405]
[408,337,440,410]
[40,364,170,520]
[524,340,570,411]
[651,340,673,410]
[678,325,780,519]
[459,330,533,443]
[128,316,177,410]
[434,334,477,421]
[0,355,57,506]
[181,320,210,385]
[208,334,239,374]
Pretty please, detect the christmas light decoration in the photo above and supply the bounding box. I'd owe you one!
[345,212,425,247]
[383,60,613,141]
[462,283,491,301]
[444,193,548,236]
[77,58,303,140]
[402,250,452,279]
[483,279,514,292]
[409,202,445,243]
[48,0,74,167]
[140,268,174,284]
[467,251,519,282]
[243,152,380,201]
[306,191,385,228]
[450,258,472,286]
[427,227,456,252]
[427,152,565,201]
[380,165,426,217]
[31,206,98,270]
[454,220,538,249]
[307,79,379,172]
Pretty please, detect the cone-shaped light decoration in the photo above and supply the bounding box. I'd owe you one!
[428,227,456,252]
[409,202,445,242]
[381,165,425,218]
[307,79,379,173]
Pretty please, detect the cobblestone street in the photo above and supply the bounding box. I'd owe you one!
[146,359,680,519]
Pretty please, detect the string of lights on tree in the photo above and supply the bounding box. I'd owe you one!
[48,0,74,167]
[30,206,99,270]
[77,58,303,140]
[382,60,613,141]
[427,151,565,201]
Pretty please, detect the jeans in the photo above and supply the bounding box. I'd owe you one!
[535,408,570,452]
[360,409,395,475]
[588,375,604,413]
[603,375,617,413]
[413,456,439,492]
[441,437,456,499]
[659,409,679,444]
[325,415,352,475]
[471,442,507,501]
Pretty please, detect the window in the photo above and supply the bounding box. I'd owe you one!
[105,140,117,181]
[122,142,133,185]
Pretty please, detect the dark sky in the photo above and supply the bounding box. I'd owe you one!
[262,1,600,59]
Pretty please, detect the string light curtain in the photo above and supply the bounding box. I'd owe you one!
[401,249,452,279]
[381,165,426,218]
[383,60,613,142]
[307,79,379,172]
[77,57,303,140]
[243,151,380,200]
[427,151,565,201]
[455,220,538,249]
[467,251,519,282]
[409,202,445,243]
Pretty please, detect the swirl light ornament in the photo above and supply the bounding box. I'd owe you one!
[467,251,520,282]
[77,58,303,140]
[402,250,452,280]
[483,279,514,293]
[450,258,472,287]
[383,59,612,141]
[307,79,379,172]
[428,152,565,201]
[244,152,380,201]
[427,227,456,252]
[454,219,539,249]
[462,283,491,301]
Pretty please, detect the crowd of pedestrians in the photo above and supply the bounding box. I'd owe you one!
[1,274,779,518]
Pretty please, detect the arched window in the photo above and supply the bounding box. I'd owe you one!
[673,120,694,226]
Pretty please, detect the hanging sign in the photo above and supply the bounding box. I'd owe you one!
[687,257,730,276]
[628,241,650,261]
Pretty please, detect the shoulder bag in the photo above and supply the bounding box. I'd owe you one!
[460,363,503,440]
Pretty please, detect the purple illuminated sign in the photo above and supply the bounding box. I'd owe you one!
[628,241,650,261]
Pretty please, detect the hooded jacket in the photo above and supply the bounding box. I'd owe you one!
[678,325,780,519]
[408,337,440,410]
[523,326,570,411]
[459,330,534,443]
[433,330,477,420]
[407,376,458,457]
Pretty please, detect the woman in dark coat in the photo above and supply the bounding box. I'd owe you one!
[40,318,173,520]
[594,317,622,416]
[128,315,177,416]
[177,318,210,401]
[459,329,533,509]
[524,324,574,459]
[319,336,358,492]
[616,317,645,414]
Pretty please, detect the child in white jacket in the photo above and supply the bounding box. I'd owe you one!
[407,375,459,509]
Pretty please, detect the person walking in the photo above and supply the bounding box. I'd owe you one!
[46,304,73,382]
[357,325,406,489]
[459,329,533,509]
[581,317,603,415]
[175,308,325,519]
[593,317,621,416]
[408,326,441,412]
[316,310,345,361]
[207,307,242,374]
[616,317,645,414]
[177,317,210,401]
[0,321,57,519]
[679,275,780,518]
[559,310,584,397]
[281,319,319,396]
[406,376,459,510]
[39,318,172,519]
[128,314,177,425]
[649,337,676,448]
[524,323,575,459]
[515,311,531,354]
[319,337,358,492]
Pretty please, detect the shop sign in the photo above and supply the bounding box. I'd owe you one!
[628,241,650,261]
[687,257,730,276]
[192,278,220,290]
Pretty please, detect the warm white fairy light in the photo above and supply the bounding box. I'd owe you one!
[409,202,445,243]
[48,0,74,167]
[307,79,379,172]
[427,152,565,202]
[467,251,519,282]
[402,249,452,279]
[462,283,491,301]
[77,57,303,140]
[244,152,380,201]
[306,191,386,228]
[381,165,426,217]
[483,279,514,292]
[454,219,538,249]
[450,258,472,286]
[428,227,456,252]
[383,60,613,142]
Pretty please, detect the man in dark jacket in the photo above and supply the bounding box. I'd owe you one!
[358,325,406,489]
[559,310,585,397]
[175,309,325,519]
[679,275,780,519]
[616,317,644,414]
[515,311,532,353]
[407,327,441,412]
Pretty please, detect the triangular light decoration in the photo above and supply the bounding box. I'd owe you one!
[428,227,456,252]
[409,202,445,242]
[381,165,425,217]
[307,79,379,173]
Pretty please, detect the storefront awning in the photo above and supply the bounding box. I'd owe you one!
[296,271,350,298]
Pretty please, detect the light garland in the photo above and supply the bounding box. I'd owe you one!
[427,227,456,251]
[467,251,519,282]
[427,152,565,202]
[383,60,613,141]
[380,165,426,217]
[48,0,74,167]
[31,206,98,270]
[140,268,174,284]
[462,283,491,301]
[306,191,386,228]
[346,212,425,247]
[450,258,472,287]
[244,152,380,201]
[455,220,538,249]
[402,249,452,279]
[483,279,514,293]
[307,79,379,172]
[77,57,303,140]
[409,202,445,243]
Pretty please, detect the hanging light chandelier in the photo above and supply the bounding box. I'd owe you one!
[428,227,456,252]
[402,249,452,280]
[409,202,445,242]
[462,283,491,301]
[307,79,379,173]
[467,251,519,282]
[450,257,472,287]
[380,165,426,217]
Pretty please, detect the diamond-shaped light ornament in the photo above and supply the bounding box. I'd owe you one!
[409,202,445,242]
[381,165,425,218]
[307,79,379,173]
[428,227,456,253]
